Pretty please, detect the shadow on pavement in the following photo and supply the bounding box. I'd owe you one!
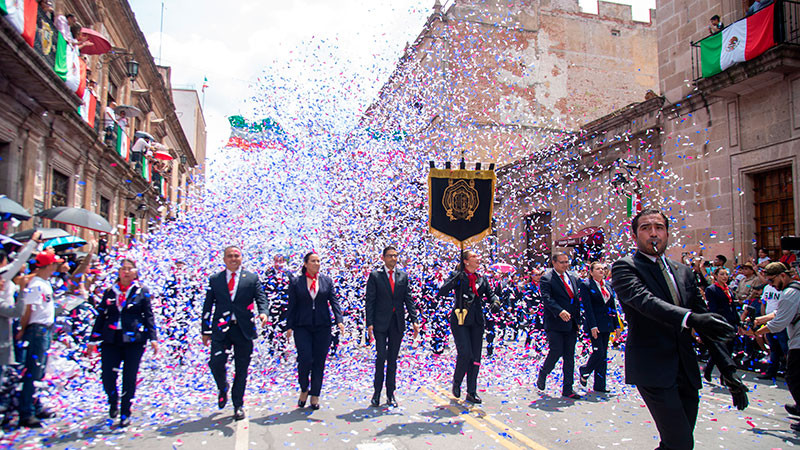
[156,411,235,438]
[336,406,401,423]
[748,427,800,444]
[253,408,322,426]
[375,418,464,438]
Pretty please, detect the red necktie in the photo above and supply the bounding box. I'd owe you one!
[388,270,395,294]
[561,273,574,298]
[600,280,610,298]
[228,272,236,297]
[306,273,317,295]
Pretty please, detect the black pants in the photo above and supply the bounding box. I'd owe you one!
[766,331,789,376]
[485,319,496,356]
[787,349,800,407]
[374,317,402,395]
[451,323,483,394]
[636,362,699,450]
[538,330,577,395]
[580,331,610,391]
[101,342,146,417]
[294,325,332,396]
[209,323,253,409]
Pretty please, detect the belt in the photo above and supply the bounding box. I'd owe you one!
[27,323,53,330]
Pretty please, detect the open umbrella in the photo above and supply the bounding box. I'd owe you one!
[11,227,71,242]
[36,207,113,234]
[134,131,154,141]
[0,233,22,252]
[154,150,173,161]
[0,195,31,221]
[44,235,87,252]
[489,263,516,274]
[114,104,141,119]
[78,28,111,55]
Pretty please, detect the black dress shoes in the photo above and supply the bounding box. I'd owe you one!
[563,392,583,400]
[536,378,546,392]
[370,393,380,408]
[234,407,246,421]
[579,373,589,388]
[786,403,800,416]
[386,394,398,407]
[309,403,320,410]
[109,403,118,419]
[465,393,482,404]
[119,416,131,427]
[218,388,228,409]
[298,391,309,408]
[18,416,42,428]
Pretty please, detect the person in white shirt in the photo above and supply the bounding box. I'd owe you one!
[758,282,787,379]
[0,233,41,368]
[17,251,62,428]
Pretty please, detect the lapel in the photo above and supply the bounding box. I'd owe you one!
[217,271,233,303]
[634,252,675,305]
[380,267,394,299]
[552,270,572,299]
[233,270,248,303]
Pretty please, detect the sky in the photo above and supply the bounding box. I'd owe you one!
[128,0,656,162]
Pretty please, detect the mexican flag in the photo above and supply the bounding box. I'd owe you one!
[141,153,151,181]
[700,4,775,78]
[116,126,129,161]
[1,0,37,47]
[63,40,81,92]
[53,31,67,79]
[79,87,97,126]
[626,193,641,218]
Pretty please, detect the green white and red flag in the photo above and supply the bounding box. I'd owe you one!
[700,4,776,78]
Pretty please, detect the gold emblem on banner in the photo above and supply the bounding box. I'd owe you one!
[442,179,479,221]
[40,22,54,54]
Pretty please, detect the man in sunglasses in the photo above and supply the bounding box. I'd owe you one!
[749,262,800,430]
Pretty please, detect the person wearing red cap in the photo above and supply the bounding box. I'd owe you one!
[16,250,63,428]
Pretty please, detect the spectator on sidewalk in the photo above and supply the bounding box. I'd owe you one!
[735,262,759,305]
[757,264,788,380]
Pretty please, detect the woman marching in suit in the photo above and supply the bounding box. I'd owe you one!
[286,252,344,410]
[438,250,499,404]
[578,261,618,393]
[89,258,158,427]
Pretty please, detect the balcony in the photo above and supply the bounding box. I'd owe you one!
[691,0,800,95]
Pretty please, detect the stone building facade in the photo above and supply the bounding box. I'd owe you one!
[0,0,201,242]
[496,0,800,268]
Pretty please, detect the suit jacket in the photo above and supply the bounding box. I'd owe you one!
[202,269,268,340]
[90,282,158,344]
[541,269,582,332]
[611,251,735,389]
[705,284,739,327]
[286,273,344,329]
[579,279,618,333]
[438,271,499,327]
[365,267,419,333]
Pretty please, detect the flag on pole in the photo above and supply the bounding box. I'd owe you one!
[700,4,775,78]
[201,76,208,93]
[626,193,642,218]
[1,0,38,47]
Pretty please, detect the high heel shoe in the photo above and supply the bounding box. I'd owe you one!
[309,395,320,410]
[297,391,309,408]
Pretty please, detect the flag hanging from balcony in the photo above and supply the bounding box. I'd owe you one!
[1,0,38,47]
[700,3,775,78]
[79,88,96,127]
[116,126,129,161]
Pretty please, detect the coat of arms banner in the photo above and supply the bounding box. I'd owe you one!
[427,167,496,246]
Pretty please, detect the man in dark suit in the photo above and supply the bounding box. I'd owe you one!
[366,246,420,407]
[202,246,269,421]
[612,208,748,449]
[536,252,583,399]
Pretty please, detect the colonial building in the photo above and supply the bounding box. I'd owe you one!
[0,0,200,242]
[497,0,800,268]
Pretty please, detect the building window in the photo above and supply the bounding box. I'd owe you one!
[51,169,69,207]
[753,166,796,259]
[525,211,552,267]
[611,29,621,37]
[99,196,110,221]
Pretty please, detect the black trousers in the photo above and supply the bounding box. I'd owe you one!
[580,331,610,391]
[485,319,496,355]
[373,317,402,395]
[538,330,577,395]
[101,342,146,417]
[451,323,484,394]
[294,325,332,396]
[637,360,699,450]
[209,322,253,409]
[787,349,800,407]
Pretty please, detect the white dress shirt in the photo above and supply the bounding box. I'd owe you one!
[227,269,239,320]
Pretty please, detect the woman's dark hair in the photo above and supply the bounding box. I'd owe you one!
[301,252,317,274]
[713,266,728,277]
[457,250,474,272]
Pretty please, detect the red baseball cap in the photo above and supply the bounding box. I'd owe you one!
[35,251,65,268]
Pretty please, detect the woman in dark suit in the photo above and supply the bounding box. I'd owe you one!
[286,252,344,410]
[88,259,158,427]
[438,250,499,404]
[703,267,739,381]
[578,261,618,393]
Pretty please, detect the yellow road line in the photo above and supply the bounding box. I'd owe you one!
[432,387,549,450]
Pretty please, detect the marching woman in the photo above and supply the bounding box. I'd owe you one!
[703,267,739,381]
[89,259,158,427]
[286,252,344,410]
[438,250,499,403]
[578,261,619,393]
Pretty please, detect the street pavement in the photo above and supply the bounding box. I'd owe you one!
[4,335,800,450]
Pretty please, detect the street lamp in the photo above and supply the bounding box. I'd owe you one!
[125,59,140,81]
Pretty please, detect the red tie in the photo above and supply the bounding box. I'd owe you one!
[600,280,610,298]
[228,272,236,297]
[561,273,574,298]
[306,273,317,295]
[388,270,395,294]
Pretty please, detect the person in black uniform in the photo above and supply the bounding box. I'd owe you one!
[536,252,583,399]
[286,252,344,410]
[365,246,420,407]
[89,258,158,427]
[202,246,269,421]
[577,261,618,393]
[703,267,739,381]
[438,250,499,404]
[612,208,748,449]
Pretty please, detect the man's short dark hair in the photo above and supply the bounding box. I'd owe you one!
[551,251,568,263]
[710,14,720,21]
[716,254,727,265]
[223,245,241,255]
[631,208,669,234]
[382,245,397,256]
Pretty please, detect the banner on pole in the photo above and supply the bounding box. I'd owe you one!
[428,168,496,246]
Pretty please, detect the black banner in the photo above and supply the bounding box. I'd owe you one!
[34,9,56,69]
[428,168,495,246]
